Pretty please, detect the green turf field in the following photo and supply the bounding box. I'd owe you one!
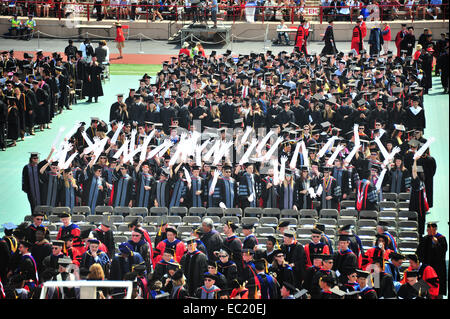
[109,64,161,76]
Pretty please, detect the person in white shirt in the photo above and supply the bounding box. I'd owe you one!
[277,19,290,45]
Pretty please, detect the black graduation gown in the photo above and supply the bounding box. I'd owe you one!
[200,230,223,262]
[134,172,155,209]
[180,250,208,296]
[92,227,115,259]
[33,87,49,125]
[373,271,397,299]
[321,25,337,55]
[281,242,306,288]
[111,171,134,207]
[217,260,238,288]
[400,34,416,56]
[24,89,37,128]
[154,179,171,208]
[109,102,121,122]
[409,177,429,236]
[39,171,61,207]
[295,177,316,210]
[7,104,20,140]
[261,177,279,209]
[159,105,177,134]
[416,233,448,295]
[417,155,436,208]
[81,167,107,212]
[405,106,426,130]
[332,249,358,282]
[84,62,104,98]
[310,268,338,299]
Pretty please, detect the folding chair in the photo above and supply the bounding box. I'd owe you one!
[340,200,356,210]
[169,206,188,216]
[378,210,398,221]
[339,209,358,219]
[51,206,69,216]
[48,215,61,224]
[318,218,337,230]
[71,214,86,223]
[397,202,411,211]
[124,215,143,224]
[241,216,259,227]
[296,228,313,238]
[189,207,206,216]
[359,210,379,220]
[357,219,378,230]
[244,207,262,217]
[221,216,240,225]
[130,207,149,217]
[379,201,398,211]
[398,231,419,242]
[113,206,131,216]
[259,216,279,228]
[95,206,114,215]
[398,241,419,254]
[72,206,91,216]
[261,208,280,217]
[382,193,398,202]
[298,218,317,229]
[280,209,299,218]
[183,216,202,227]
[319,209,338,219]
[398,193,410,202]
[398,211,418,222]
[150,207,168,216]
[206,207,224,217]
[255,227,275,237]
[398,220,418,232]
[224,208,242,217]
[299,209,318,219]
[167,215,183,226]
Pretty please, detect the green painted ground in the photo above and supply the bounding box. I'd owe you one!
[109,64,161,75]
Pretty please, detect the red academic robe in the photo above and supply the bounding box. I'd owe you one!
[351,25,363,54]
[295,25,309,54]
[304,242,330,268]
[361,21,367,39]
[361,247,392,271]
[401,264,440,298]
[395,30,407,56]
[154,239,186,264]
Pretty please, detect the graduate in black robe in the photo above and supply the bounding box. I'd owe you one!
[84,56,104,103]
[295,167,317,210]
[318,167,341,210]
[333,235,358,284]
[81,164,107,213]
[417,152,436,208]
[185,166,205,208]
[221,165,238,208]
[168,164,188,209]
[281,230,306,289]
[134,161,156,209]
[32,79,49,129]
[39,161,62,208]
[111,163,134,208]
[57,168,80,210]
[321,20,337,56]
[416,222,448,297]
[154,168,172,208]
[409,160,429,236]
[23,83,37,135]
[206,169,225,208]
[180,238,208,296]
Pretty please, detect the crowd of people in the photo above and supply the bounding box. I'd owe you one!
[0,27,448,299]
[1,0,446,23]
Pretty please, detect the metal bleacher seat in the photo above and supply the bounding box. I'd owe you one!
[48,215,61,223]
[143,215,160,226]
[398,220,418,232]
[206,207,224,216]
[143,225,157,236]
[125,215,143,224]
[80,224,95,232]
[398,211,418,222]
[72,206,91,215]
[398,231,420,242]
[86,214,103,225]
[359,210,378,220]
[397,202,411,211]
[169,207,188,216]
[224,208,242,216]
[296,228,312,238]
[183,215,202,227]
[362,239,375,251]
[51,206,70,216]
[398,241,419,254]
[167,215,183,226]
[340,200,356,210]
[244,207,262,217]
[150,207,168,216]
[318,218,337,230]
[298,238,311,246]
[339,209,358,219]
[114,235,129,244]
[36,205,55,217]
[378,210,398,221]
[241,216,259,226]
[357,229,377,240]
[379,201,398,211]
[95,206,113,215]
[130,207,148,217]
[262,208,280,217]
[324,228,336,239]
[113,206,131,216]
[279,217,298,228]
[299,209,318,219]
[319,209,338,219]
[338,218,356,229]
[178,225,194,237]
[280,209,298,218]
[221,216,240,225]
[398,192,410,202]
[298,218,317,229]
[117,224,130,233]
[46,224,57,231]
[71,214,86,223]
[382,193,398,202]
[255,227,275,237]
[259,216,279,228]
[109,215,124,225]
[357,219,378,230]
[189,207,206,216]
